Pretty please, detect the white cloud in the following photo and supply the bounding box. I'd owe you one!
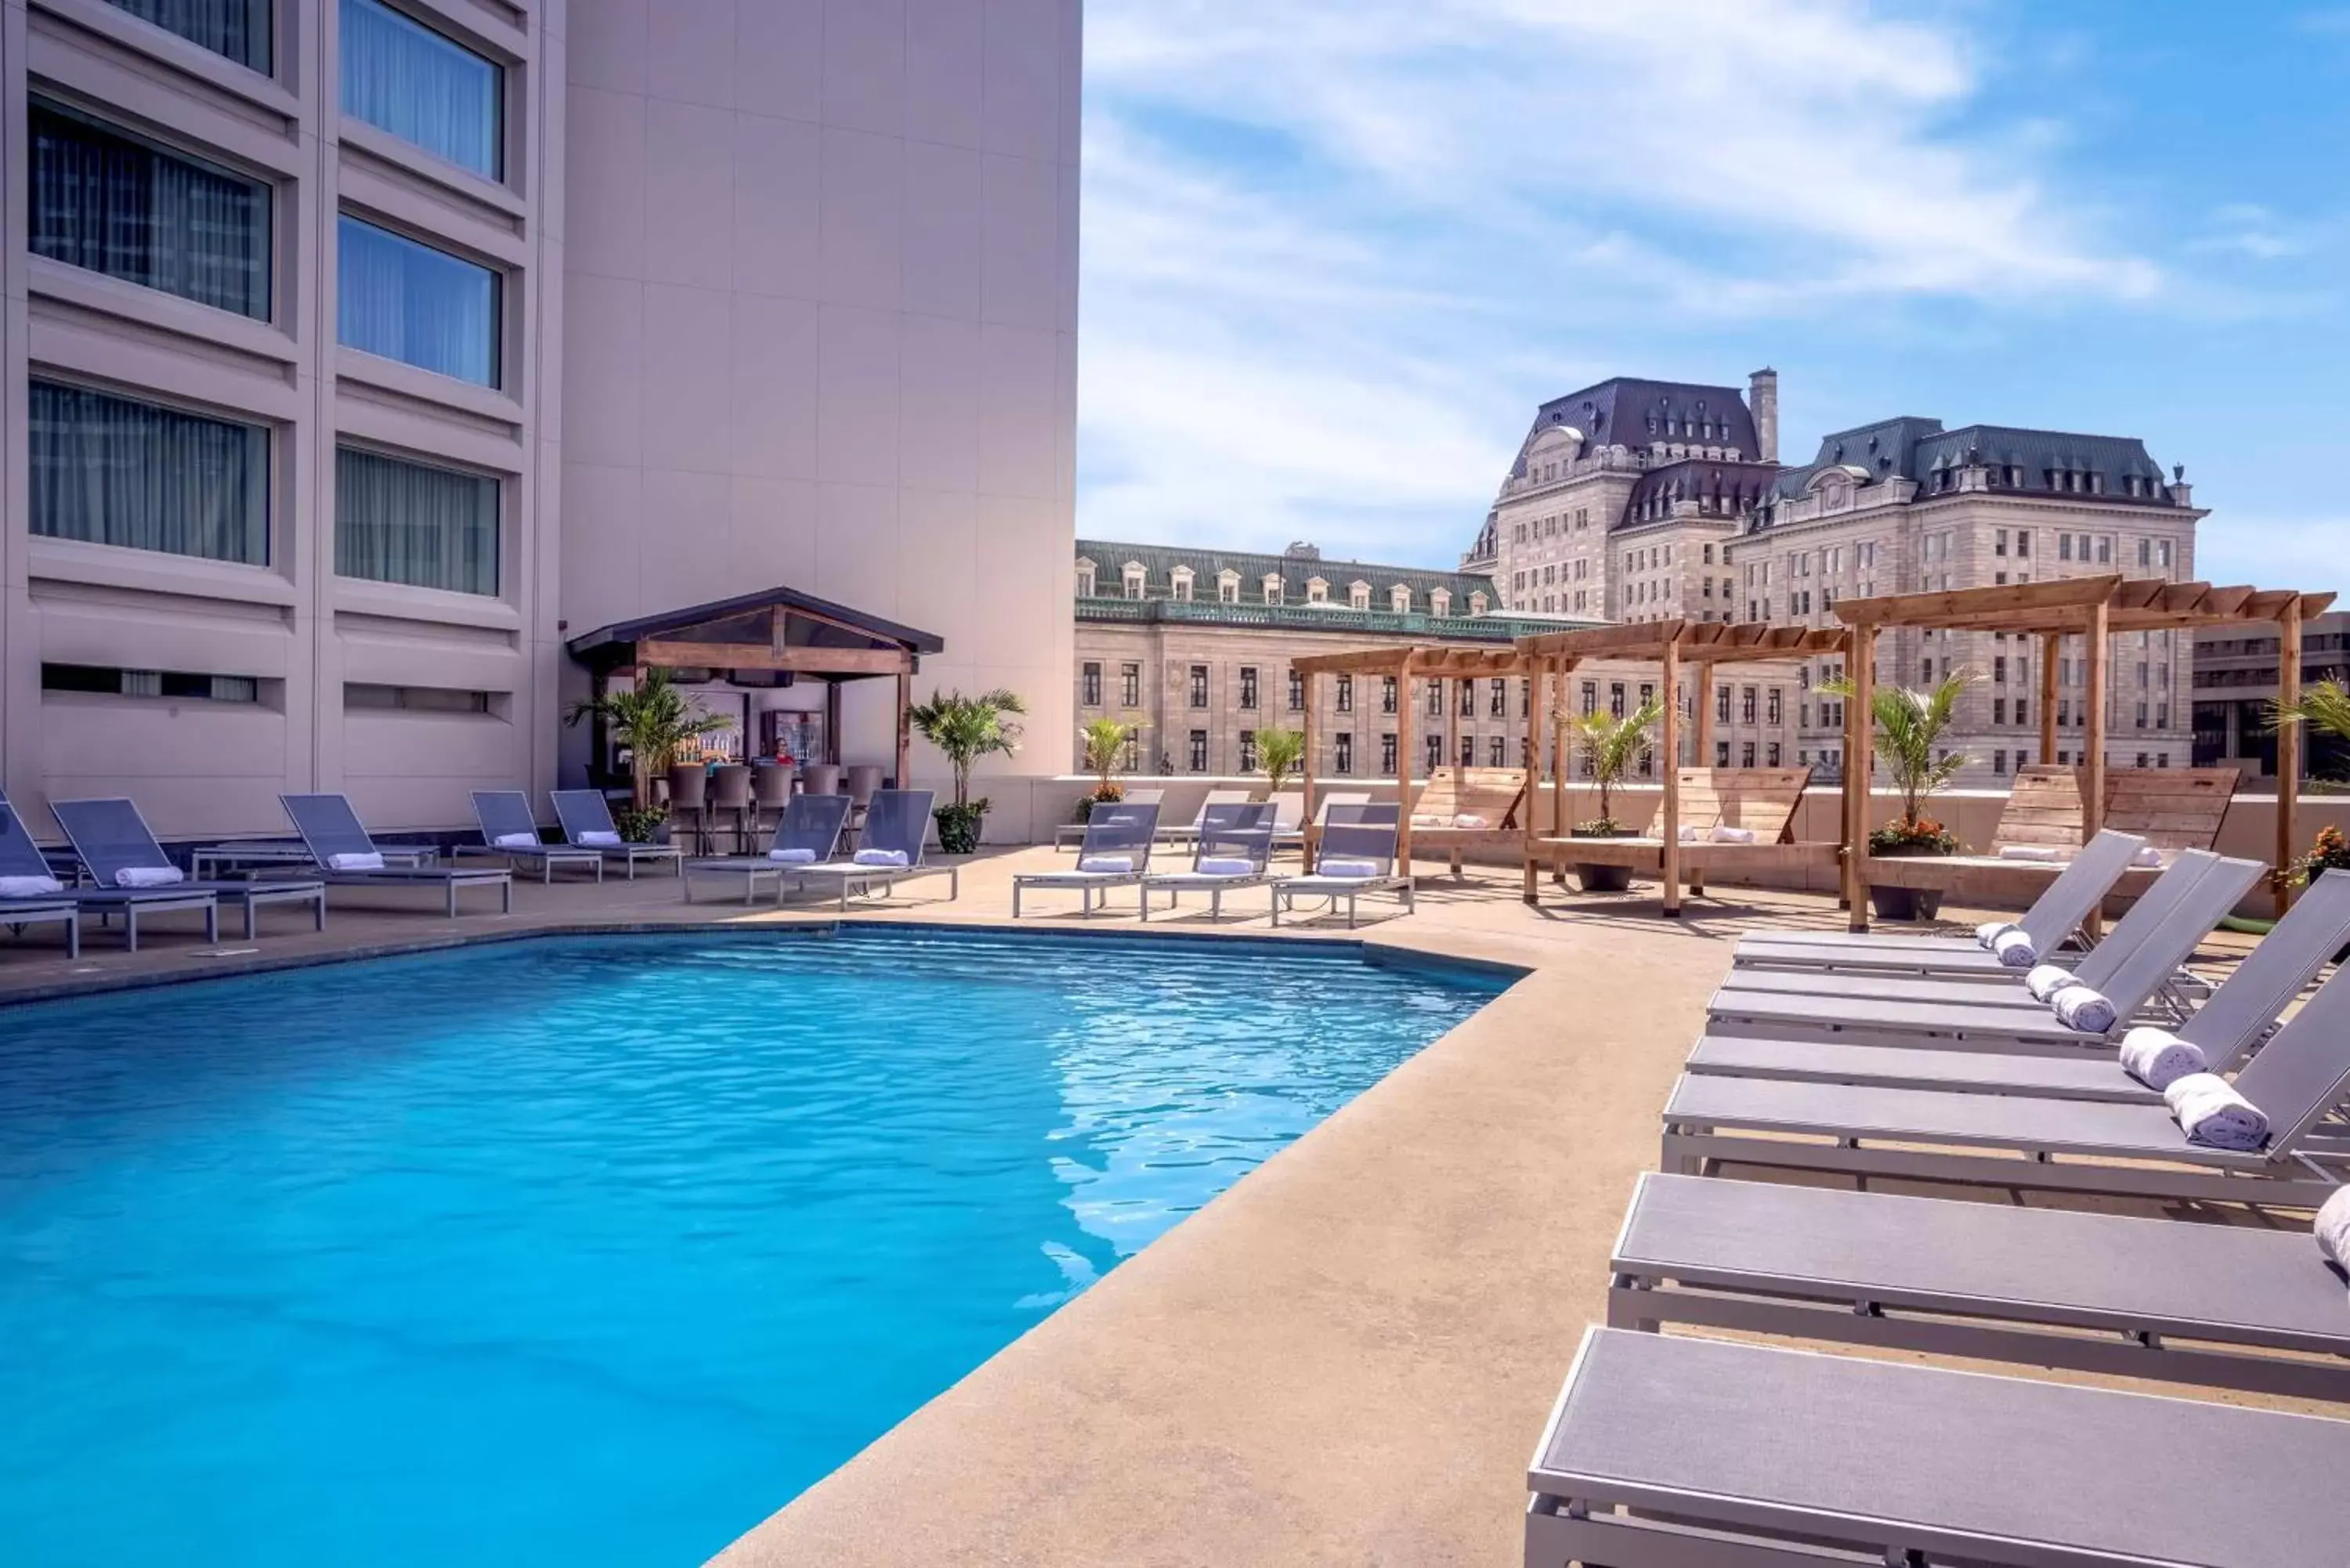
[1076,0,2166,562]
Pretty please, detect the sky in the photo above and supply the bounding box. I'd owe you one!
[1072,0,2350,595]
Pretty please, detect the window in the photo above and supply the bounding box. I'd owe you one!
[1218,576,1238,604]
[1766,742,1781,767]
[1076,562,1096,596]
[1264,576,1283,605]
[1333,732,1353,775]
[1490,677,1506,717]
[1459,681,1476,717]
[1581,681,1596,717]
[341,0,503,178]
[1609,682,1625,719]
[1171,571,1194,602]
[106,0,271,70]
[1188,665,1209,708]
[1766,688,1782,727]
[1081,663,1101,706]
[1993,697,2008,725]
[2158,539,2174,569]
[2136,538,2152,568]
[338,215,499,385]
[30,102,272,320]
[343,681,493,713]
[1238,667,1258,710]
[1348,582,1370,611]
[2015,699,2028,728]
[1188,731,1209,772]
[1123,565,1145,600]
[1426,734,1444,775]
[334,446,498,594]
[1994,749,2009,776]
[1336,674,1354,713]
[1741,742,1757,768]
[1715,741,1730,766]
[1489,735,1507,768]
[1121,663,1141,707]
[44,662,259,703]
[1380,733,1397,776]
[1716,686,1730,724]
[1459,735,1475,768]
[31,381,269,564]
[1995,529,2008,557]
[1740,686,1758,725]
[1238,731,1256,772]
[1287,669,1304,710]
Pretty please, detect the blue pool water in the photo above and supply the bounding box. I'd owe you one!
[0,929,1504,1566]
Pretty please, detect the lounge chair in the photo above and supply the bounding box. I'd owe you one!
[1525,766,1833,899]
[458,790,606,883]
[1014,803,1159,916]
[1159,788,1253,847]
[0,793,218,951]
[0,804,83,958]
[1398,765,1526,873]
[548,789,685,879]
[1288,789,1369,857]
[1054,787,1162,851]
[1271,803,1414,928]
[1525,1328,2345,1568]
[1659,957,2350,1205]
[787,789,956,910]
[682,793,851,905]
[1731,828,2150,977]
[1705,851,2265,1050]
[1687,869,2350,1103]
[278,794,513,917]
[51,797,327,941]
[1140,802,1276,921]
[1607,1171,2350,1400]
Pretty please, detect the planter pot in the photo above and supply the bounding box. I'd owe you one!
[1869,884,1945,923]
[1574,863,1635,894]
[933,804,988,855]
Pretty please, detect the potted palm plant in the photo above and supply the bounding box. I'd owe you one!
[562,669,733,841]
[1253,724,1307,800]
[2271,681,2350,956]
[1567,696,1664,892]
[909,688,1027,854]
[1826,669,1973,921]
[1075,717,1143,822]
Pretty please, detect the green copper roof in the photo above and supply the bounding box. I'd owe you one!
[1076,537,1499,612]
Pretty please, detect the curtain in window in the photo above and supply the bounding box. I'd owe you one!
[107,0,269,70]
[30,103,269,320]
[336,446,499,595]
[340,0,501,178]
[30,381,269,564]
[338,216,497,385]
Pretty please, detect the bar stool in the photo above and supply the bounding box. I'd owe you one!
[708,763,752,854]
[843,764,884,838]
[802,762,843,799]
[667,764,708,855]
[750,762,794,848]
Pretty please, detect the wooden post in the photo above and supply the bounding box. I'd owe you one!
[1660,634,1683,916]
[894,667,912,787]
[2037,631,2060,766]
[1551,659,1571,883]
[1688,659,1714,899]
[824,678,844,765]
[2083,601,2109,846]
[1444,674,1460,778]
[1394,657,1415,874]
[1843,624,1876,930]
[1301,668,1320,873]
[1524,658,1548,903]
[2276,598,2305,917]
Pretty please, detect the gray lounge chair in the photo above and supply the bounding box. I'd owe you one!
[1687,869,2350,1103]
[1014,803,1160,916]
[279,794,512,917]
[548,789,685,878]
[1271,804,1414,927]
[1157,788,1251,847]
[682,793,851,905]
[1660,957,2350,1205]
[1706,851,2265,1050]
[0,804,82,958]
[51,797,327,941]
[0,792,217,951]
[459,790,606,883]
[787,789,956,910]
[1140,801,1276,921]
[1054,787,1162,851]
[1732,828,2149,977]
[1525,1328,2345,1568]
[1609,1171,2350,1400]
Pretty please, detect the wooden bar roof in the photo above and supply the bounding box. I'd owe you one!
[1835,575,2337,634]
[1289,644,1543,677]
[1513,618,1849,665]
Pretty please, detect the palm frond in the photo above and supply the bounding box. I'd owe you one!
[2269,681,2350,742]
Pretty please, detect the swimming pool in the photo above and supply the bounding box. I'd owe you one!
[0,928,1506,1566]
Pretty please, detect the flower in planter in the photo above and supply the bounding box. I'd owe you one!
[2292,824,2350,887]
[1572,818,1629,838]
[1868,815,1959,857]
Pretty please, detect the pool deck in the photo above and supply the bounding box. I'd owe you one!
[0,848,2280,1566]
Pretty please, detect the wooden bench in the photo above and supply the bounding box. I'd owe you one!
[1528,769,1838,909]
[2106,767,2240,857]
[1401,767,1528,873]
[1866,765,2236,899]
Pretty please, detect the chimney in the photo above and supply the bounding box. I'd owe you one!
[1748,367,1779,464]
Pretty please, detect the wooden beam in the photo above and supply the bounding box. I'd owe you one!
[2276,596,2304,918]
[1302,667,1320,872]
[1660,633,1682,916]
[1836,576,2120,630]
[1550,659,1569,840]
[1523,659,1548,904]
[1395,663,1415,870]
[638,640,912,676]
[2038,631,2059,764]
[2083,596,2110,848]
[1843,624,1876,930]
[895,667,912,788]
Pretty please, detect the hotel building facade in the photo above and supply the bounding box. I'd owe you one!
[2,0,1081,839]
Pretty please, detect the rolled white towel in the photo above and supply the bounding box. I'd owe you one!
[115,865,187,887]
[1678,825,1698,843]
[1452,813,1489,829]
[2133,844,2166,868]
[1991,928,2038,968]
[1409,814,1446,828]
[326,852,383,873]
[2163,1071,2269,1151]
[767,847,817,865]
[1998,844,2063,862]
[0,874,65,898]
[1076,854,1134,873]
[852,848,909,868]
[1708,824,1757,844]
[494,832,539,849]
[2026,963,2079,1003]
[578,830,622,847]
[2117,1026,2207,1091]
[2050,983,2118,1035]
[1975,919,2015,950]
[1196,855,1256,876]
[2316,1186,2350,1270]
[1318,857,1383,879]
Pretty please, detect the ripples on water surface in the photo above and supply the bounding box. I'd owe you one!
[0,929,1504,1566]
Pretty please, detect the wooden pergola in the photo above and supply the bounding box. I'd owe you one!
[1288,644,1545,867]
[565,585,944,787]
[1513,620,1854,913]
[1836,574,2337,927]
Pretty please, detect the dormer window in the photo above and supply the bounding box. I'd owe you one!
[1263,574,1284,605]
[1122,563,1146,600]
[1170,565,1195,602]
[1390,583,1412,613]
[1075,558,1097,597]
[1217,569,1240,604]
[1469,591,1489,616]
[1429,588,1452,616]
[1348,581,1371,611]
[1305,576,1329,605]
